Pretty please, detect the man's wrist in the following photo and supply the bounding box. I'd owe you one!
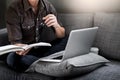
[53,24,61,29]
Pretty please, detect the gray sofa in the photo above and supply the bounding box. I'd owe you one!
[0,0,120,80]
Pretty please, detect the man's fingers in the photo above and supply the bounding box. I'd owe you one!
[46,20,55,27]
[43,14,55,23]
[22,49,31,55]
[16,51,24,55]
[48,23,54,27]
[44,16,54,24]
[43,14,60,28]
[43,14,57,27]
[16,49,30,56]
[43,14,54,20]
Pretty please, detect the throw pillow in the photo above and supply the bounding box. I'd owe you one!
[26,53,109,77]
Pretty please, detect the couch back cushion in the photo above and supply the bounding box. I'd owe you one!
[49,0,94,35]
[94,13,120,60]
[0,28,9,46]
[58,13,93,35]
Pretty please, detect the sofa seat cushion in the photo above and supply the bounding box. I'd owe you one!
[0,61,53,80]
[56,60,120,80]
[94,13,120,61]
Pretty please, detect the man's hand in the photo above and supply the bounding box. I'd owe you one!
[43,14,60,28]
[43,14,65,38]
[15,43,31,56]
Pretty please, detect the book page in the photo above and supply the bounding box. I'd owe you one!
[38,58,61,63]
[22,42,51,50]
[0,45,23,51]
[0,42,51,55]
[0,45,24,55]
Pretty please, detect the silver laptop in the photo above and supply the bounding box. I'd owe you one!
[38,27,98,62]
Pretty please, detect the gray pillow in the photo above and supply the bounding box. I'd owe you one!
[26,53,109,77]
[94,13,120,60]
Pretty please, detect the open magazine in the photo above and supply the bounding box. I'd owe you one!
[0,42,51,55]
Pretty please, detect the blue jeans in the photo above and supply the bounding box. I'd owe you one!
[7,37,68,72]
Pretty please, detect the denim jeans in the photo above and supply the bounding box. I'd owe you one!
[7,37,68,72]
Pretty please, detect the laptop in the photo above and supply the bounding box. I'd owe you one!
[38,27,98,62]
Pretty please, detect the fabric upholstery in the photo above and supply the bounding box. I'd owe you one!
[94,13,120,61]
[0,28,9,46]
[58,13,93,35]
[69,61,120,80]
[27,53,109,77]
[49,0,120,13]
[0,61,53,80]
[0,28,9,61]
[0,0,120,79]
[56,60,120,80]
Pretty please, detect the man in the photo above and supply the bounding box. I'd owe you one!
[6,0,67,72]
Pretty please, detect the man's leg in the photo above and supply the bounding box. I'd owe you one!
[7,52,21,70]
[43,37,68,57]
[7,52,38,72]
[20,55,38,71]
[6,37,68,71]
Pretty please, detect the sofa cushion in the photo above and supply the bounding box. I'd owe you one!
[58,13,93,35]
[0,28,9,46]
[27,53,109,77]
[94,13,120,60]
[64,60,120,80]
[0,61,53,80]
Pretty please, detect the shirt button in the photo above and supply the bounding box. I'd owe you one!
[36,28,38,31]
[36,37,38,40]
[37,18,39,21]
[40,23,45,26]
[28,26,31,29]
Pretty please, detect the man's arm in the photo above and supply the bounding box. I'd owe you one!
[6,3,30,55]
[6,2,22,44]
[43,14,65,38]
[43,2,65,38]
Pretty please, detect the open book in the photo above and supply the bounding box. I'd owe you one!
[0,42,51,55]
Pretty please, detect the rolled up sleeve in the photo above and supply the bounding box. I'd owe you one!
[6,4,22,44]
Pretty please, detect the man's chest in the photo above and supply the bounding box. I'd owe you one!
[21,9,47,30]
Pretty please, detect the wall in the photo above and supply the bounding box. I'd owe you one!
[49,0,120,13]
[0,0,120,29]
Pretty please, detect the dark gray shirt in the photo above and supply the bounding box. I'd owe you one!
[6,0,62,44]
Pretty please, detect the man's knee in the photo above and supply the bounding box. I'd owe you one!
[7,52,20,67]
[20,55,38,66]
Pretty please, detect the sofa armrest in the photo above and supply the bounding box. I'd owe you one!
[0,28,9,46]
[0,28,9,61]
